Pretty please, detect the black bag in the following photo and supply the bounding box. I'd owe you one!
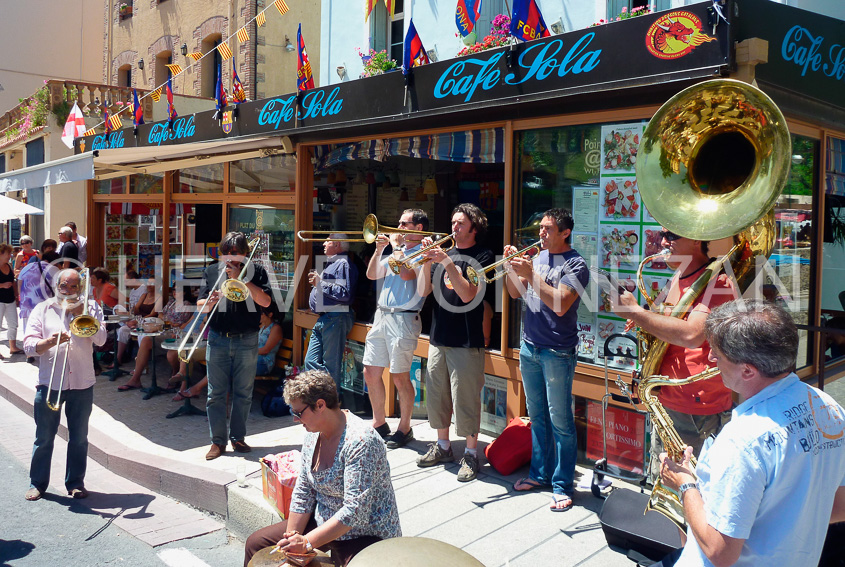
[599,488,683,562]
[261,382,290,418]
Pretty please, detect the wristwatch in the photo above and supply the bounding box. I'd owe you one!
[303,536,313,553]
[679,482,699,502]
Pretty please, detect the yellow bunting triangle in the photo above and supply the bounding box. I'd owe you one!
[150,87,162,102]
[165,63,183,76]
[188,52,203,61]
[274,0,289,15]
[82,128,96,137]
[217,42,233,60]
[256,12,266,27]
[108,114,123,131]
[237,28,249,43]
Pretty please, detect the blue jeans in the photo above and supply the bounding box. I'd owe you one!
[519,341,577,496]
[304,311,354,390]
[30,385,94,492]
[206,330,259,445]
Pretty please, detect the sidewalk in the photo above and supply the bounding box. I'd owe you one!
[0,349,644,566]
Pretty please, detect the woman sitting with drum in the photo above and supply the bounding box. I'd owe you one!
[244,370,401,567]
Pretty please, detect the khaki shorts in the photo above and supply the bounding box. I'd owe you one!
[426,345,485,437]
[362,310,421,373]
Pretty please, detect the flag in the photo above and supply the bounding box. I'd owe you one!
[187,51,203,61]
[215,63,227,113]
[166,76,178,123]
[166,63,183,76]
[365,0,378,21]
[103,103,112,135]
[108,113,124,131]
[455,0,483,37]
[236,27,249,43]
[60,102,87,149]
[296,24,315,91]
[150,87,162,102]
[232,68,247,103]
[274,0,289,15]
[510,0,550,41]
[82,128,96,137]
[256,11,266,27]
[217,42,233,60]
[132,89,144,126]
[384,0,396,17]
[403,20,430,74]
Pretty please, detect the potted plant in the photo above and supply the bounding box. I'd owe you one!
[591,4,653,26]
[119,3,133,18]
[457,14,513,57]
[356,48,398,78]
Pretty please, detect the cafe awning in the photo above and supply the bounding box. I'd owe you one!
[0,135,289,192]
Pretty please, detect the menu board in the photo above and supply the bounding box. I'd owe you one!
[104,214,139,277]
[480,374,508,436]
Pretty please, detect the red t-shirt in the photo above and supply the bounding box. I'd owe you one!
[658,272,736,415]
[95,282,119,308]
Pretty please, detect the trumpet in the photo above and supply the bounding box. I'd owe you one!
[388,233,455,275]
[298,214,439,244]
[466,241,542,286]
[177,236,261,363]
[47,268,100,411]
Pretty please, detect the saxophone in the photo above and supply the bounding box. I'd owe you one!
[633,79,790,530]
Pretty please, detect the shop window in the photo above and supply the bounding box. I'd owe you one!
[228,206,296,338]
[177,163,224,193]
[230,155,296,192]
[130,172,164,194]
[370,0,404,64]
[96,178,126,194]
[821,135,845,370]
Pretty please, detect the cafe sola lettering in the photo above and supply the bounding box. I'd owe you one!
[91,130,125,150]
[781,25,845,80]
[148,116,197,146]
[258,87,344,130]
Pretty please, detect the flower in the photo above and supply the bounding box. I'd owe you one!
[621,7,627,12]
[356,47,398,78]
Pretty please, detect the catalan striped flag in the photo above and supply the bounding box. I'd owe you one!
[103,102,112,135]
[108,113,124,131]
[456,0,483,37]
[132,89,144,127]
[256,11,266,27]
[166,76,178,124]
[510,0,551,41]
[188,51,203,62]
[232,68,247,103]
[384,0,396,17]
[236,27,249,43]
[150,87,162,102]
[403,20,430,74]
[296,24,315,91]
[365,0,378,21]
[82,128,97,137]
[166,63,184,76]
[274,0,289,15]
[217,42,234,60]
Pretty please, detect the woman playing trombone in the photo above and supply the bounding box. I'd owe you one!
[22,268,106,501]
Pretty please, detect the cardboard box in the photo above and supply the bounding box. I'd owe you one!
[260,457,294,519]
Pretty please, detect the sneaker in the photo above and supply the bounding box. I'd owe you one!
[386,428,414,449]
[416,442,454,467]
[374,423,391,440]
[457,454,479,482]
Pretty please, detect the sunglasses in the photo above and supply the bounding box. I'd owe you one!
[290,404,312,419]
[659,230,682,242]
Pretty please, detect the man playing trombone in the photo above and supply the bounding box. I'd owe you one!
[504,208,589,512]
[198,232,272,461]
[22,269,106,501]
[362,209,429,447]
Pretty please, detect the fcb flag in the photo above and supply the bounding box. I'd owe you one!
[166,63,184,76]
[61,102,87,149]
[150,87,162,102]
[365,0,378,21]
[256,11,266,27]
[455,0,482,37]
[232,68,247,103]
[274,0,289,15]
[236,27,249,43]
[403,20,430,74]
[296,24,315,91]
[132,89,144,127]
[215,64,227,112]
[166,76,178,122]
[187,51,203,62]
[510,0,550,41]
[217,42,234,60]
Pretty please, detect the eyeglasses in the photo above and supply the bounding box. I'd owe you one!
[659,230,682,242]
[397,220,412,227]
[290,404,312,420]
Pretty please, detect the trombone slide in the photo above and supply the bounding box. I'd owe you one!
[388,233,455,275]
[467,241,542,286]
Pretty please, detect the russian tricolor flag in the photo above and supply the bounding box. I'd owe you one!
[510,0,550,41]
[455,0,482,37]
[403,20,430,74]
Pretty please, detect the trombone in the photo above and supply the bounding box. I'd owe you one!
[466,241,542,286]
[177,236,261,363]
[297,214,438,244]
[47,268,100,411]
[387,233,455,275]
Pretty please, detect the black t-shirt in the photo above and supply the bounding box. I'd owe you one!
[429,244,494,348]
[60,241,79,263]
[0,264,14,304]
[198,261,272,335]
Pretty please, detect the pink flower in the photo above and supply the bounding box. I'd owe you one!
[621,7,627,12]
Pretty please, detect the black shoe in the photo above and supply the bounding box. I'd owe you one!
[374,423,391,440]
[386,428,414,449]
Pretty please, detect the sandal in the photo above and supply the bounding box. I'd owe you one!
[550,494,573,512]
[117,384,141,391]
[513,477,542,492]
[168,372,187,386]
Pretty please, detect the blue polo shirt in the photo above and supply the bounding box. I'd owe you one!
[376,244,424,311]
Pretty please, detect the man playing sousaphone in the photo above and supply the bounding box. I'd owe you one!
[608,229,737,481]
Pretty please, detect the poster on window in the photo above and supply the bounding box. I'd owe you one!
[640,273,671,308]
[641,225,672,272]
[571,232,598,270]
[600,177,640,221]
[572,187,600,233]
[480,375,508,436]
[599,225,640,269]
[577,320,597,363]
[600,123,643,174]
[410,356,428,419]
[596,317,638,371]
[341,340,366,393]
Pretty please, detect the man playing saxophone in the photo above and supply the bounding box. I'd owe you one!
[609,229,736,481]
[655,299,845,567]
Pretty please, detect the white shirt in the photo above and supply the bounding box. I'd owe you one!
[23,298,107,390]
[677,374,845,567]
[128,285,147,312]
[76,234,88,263]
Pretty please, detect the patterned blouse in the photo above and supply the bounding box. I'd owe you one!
[289,412,401,541]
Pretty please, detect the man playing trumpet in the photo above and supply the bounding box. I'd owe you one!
[23,269,106,501]
[362,209,429,447]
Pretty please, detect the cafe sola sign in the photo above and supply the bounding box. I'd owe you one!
[586,400,646,473]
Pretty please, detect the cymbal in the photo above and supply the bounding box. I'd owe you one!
[347,537,484,567]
